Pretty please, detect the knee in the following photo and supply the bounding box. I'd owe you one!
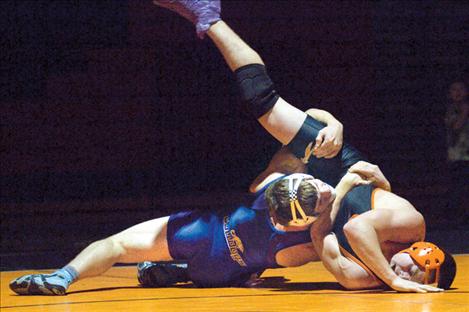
[97,236,127,259]
[234,64,279,118]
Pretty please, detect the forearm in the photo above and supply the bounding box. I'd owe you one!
[344,221,397,286]
[311,193,346,258]
[312,173,363,246]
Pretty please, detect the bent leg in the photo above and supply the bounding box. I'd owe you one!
[207,21,307,144]
[10,216,172,295]
[70,216,172,279]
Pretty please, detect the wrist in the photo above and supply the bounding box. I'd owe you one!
[382,271,400,287]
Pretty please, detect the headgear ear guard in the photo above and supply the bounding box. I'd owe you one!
[399,242,445,284]
[285,173,318,226]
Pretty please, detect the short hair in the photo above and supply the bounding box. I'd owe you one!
[438,248,457,290]
[264,178,318,224]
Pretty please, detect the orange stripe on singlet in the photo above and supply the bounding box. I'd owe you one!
[341,187,381,276]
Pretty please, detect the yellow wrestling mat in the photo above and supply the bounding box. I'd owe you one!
[2,255,468,312]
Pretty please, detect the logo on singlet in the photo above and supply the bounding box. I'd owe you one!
[301,142,315,164]
[223,216,247,267]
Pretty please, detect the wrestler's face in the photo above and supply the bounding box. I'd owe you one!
[305,178,336,213]
[448,82,468,102]
[390,252,434,284]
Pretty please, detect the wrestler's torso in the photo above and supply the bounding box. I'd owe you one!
[167,184,313,287]
[332,185,407,263]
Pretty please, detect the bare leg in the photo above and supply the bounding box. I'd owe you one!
[10,216,173,295]
[70,216,172,279]
[207,21,306,145]
[207,21,263,71]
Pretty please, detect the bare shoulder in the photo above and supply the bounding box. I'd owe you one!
[372,188,415,211]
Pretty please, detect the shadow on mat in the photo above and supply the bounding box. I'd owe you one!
[163,277,345,291]
[67,286,141,295]
[70,276,457,294]
[254,276,345,291]
[255,277,393,294]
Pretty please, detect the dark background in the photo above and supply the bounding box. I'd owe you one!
[1,0,468,269]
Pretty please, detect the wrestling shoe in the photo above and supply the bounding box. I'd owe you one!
[9,273,68,295]
[153,0,221,38]
[137,261,190,287]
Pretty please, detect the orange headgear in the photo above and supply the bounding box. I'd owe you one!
[399,242,445,284]
[286,173,317,226]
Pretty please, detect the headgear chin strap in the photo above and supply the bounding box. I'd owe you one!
[399,242,445,284]
[286,173,317,226]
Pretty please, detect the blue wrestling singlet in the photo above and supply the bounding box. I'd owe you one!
[166,181,312,287]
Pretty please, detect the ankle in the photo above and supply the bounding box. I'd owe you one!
[58,265,79,284]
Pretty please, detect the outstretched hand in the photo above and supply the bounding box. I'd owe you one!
[390,276,444,293]
[313,124,343,159]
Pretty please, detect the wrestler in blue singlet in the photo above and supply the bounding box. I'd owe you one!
[162,116,374,287]
[166,177,312,287]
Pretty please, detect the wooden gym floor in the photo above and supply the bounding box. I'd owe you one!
[1,255,468,312]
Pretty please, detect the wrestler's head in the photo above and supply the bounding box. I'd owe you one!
[390,242,456,289]
[265,173,335,226]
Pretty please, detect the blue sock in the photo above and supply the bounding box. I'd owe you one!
[56,265,79,285]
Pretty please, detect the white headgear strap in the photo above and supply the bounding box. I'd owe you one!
[286,173,313,224]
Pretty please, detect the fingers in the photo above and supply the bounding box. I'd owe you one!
[314,131,341,158]
[392,278,445,293]
[348,163,374,178]
[407,284,443,293]
[314,132,325,151]
[420,285,444,292]
[414,287,427,293]
[357,179,372,186]
[323,140,341,158]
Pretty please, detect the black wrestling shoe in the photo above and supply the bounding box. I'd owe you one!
[137,261,189,287]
